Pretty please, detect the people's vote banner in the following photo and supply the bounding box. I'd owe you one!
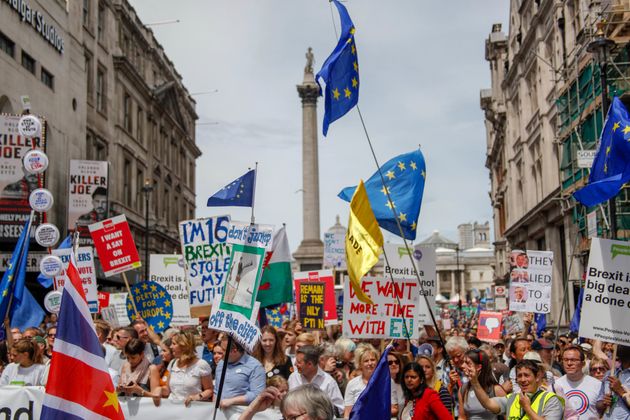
[384,244,437,326]
[297,282,325,330]
[179,215,231,318]
[579,238,630,345]
[150,254,194,326]
[477,311,503,343]
[219,221,274,320]
[324,231,346,270]
[126,281,173,333]
[343,276,420,339]
[209,295,261,353]
[67,160,109,246]
[53,247,98,313]
[89,215,141,276]
[508,250,553,313]
[294,270,338,325]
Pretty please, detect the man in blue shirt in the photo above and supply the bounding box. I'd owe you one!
[214,336,266,412]
[596,345,630,419]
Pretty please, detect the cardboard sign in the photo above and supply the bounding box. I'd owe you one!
[508,250,553,313]
[343,276,419,339]
[209,295,261,353]
[579,238,630,345]
[89,215,141,276]
[477,311,503,343]
[68,160,109,246]
[294,270,338,325]
[53,247,98,313]
[106,293,131,327]
[504,313,524,335]
[179,216,231,318]
[126,281,173,333]
[150,254,194,326]
[298,282,325,330]
[323,231,346,270]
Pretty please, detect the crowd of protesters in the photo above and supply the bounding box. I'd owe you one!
[1,311,630,419]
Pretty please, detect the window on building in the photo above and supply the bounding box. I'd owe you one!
[0,32,15,58]
[95,138,107,161]
[136,108,143,143]
[83,0,91,29]
[173,195,179,225]
[123,93,132,132]
[41,68,54,90]
[21,51,36,75]
[97,1,105,42]
[153,178,159,218]
[136,169,144,213]
[163,188,170,222]
[123,158,132,204]
[96,66,106,114]
[85,52,93,104]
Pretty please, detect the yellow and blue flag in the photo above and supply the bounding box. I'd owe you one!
[207,169,255,207]
[316,0,359,136]
[574,97,630,206]
[339,149,426,240]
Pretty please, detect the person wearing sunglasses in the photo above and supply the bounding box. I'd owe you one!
[555,345,600,419]
[588,357,609,381]
[389,351,406,410]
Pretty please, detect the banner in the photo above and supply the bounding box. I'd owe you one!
[104,292,131,327]
[179,216,231,318]
[343,276,419,339]
[89,215,141,276]
[53,246,98,313]
[323,231,346,270]
[508,250,553,313]
[477,311,503,343]
[150,254,194,326]
[0,114,45,242]
[294,270,338,325]
[579,238,630,345]
[0,251,45,272]
[67,159,109,246]
[297,282,325,330]
[209,295,261,353]
[384,244,437,326]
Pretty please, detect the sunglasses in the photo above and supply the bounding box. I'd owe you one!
[388,360,400,366]
[590,366,606,372]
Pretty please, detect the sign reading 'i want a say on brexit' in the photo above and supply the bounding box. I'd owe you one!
[89,215,141,276]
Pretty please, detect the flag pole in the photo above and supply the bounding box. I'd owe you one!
[212,336,233,420]
[553,231,581,340]
[122,272,139,318]
[250,162,258,224]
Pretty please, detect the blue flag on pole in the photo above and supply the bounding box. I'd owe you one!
[349,346,392,419]
[0,214,31,322]
[338,149,426,240]
[574,97,630,206]
[36,235,72,288]
[316,0,359,136]
[535,313,547,337]
[570,287,585,334]
[207,169,255,207]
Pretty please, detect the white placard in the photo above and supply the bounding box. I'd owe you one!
[52,247,98,313]
[587,211,598,239]
[509,250,553,313]
[577,150,596,169]
[150,254,194,326]
[323,231,346,270]
[108,292,131,327]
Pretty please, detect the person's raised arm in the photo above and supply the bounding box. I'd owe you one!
[463,363,502,414]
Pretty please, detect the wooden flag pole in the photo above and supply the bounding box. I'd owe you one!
[122,272,139,317]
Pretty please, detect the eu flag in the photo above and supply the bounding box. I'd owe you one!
[570,287,584,334]
[316,0,359,136]
[207,169,255,207]
[338,149,426,240]
[574,97,630,206]
[349,346,392,419]
[0,214,32,322]
[11,225,45,330]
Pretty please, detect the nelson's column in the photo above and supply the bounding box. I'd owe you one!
[293,48,324,271]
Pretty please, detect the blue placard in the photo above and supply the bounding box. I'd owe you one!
[127,281,174,333]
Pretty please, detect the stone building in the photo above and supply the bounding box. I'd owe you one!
[481,0,630,324]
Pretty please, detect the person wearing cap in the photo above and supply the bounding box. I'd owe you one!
[532,339,562,377]
[555,345,601,419]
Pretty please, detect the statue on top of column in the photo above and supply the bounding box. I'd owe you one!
[305,47,315,75]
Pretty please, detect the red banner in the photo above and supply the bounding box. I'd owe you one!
[294,270,338,326]
[88,215,141,277]
[97,291,110,312]
[477,311,503,343]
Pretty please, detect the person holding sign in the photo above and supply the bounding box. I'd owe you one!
[596,345,630,419]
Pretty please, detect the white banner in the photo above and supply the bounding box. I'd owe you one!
[579,238,630,345]
[67,159,108,246]
[53,247,98,313]
[323,231,346,270]
[508,250,553,313]
[209,295,261,353]
[150,254,194,326]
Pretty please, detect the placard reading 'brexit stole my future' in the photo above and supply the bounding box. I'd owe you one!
[88,215,141,276]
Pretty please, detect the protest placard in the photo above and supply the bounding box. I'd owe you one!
[494,285,508,310]
[477,311,503,343]
[384,244,437,326]
[97,291,109,312]
[67,160,108,246]
[179,216,231,318]
[89,215,141,276]
[107,292,131,326]
[504,313,524,335]
[53,247,98,313]
[294,270,338,325]
[150,254,194,326]
[126,281,173,333]
[508,250,553,313]
[343,276,419,339]
[579,238,630,345]
[324,231,346,270]
[297,282,325,330]
[209,296,261,353]
[220,221,273,320]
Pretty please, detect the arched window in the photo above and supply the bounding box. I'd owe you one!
[0,95,14,113]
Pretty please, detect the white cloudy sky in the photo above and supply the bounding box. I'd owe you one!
[130,0,509,251]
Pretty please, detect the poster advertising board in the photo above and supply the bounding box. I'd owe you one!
[294,270,338,325]
[0,114,46,242]
[67,160,108,246]
[343,276,419,339]
[508,250,553,313]
[297,282,325,330]
[179,215,231,318]
[579,238,630,345]
[89,215,141,276]
[477,311,503,343]
[383,244,437,326]
[53,247,98,313]
[150,254,194,326]
[323,231,346,270]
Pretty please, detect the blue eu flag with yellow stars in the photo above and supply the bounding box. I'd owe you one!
[207,169,255,207]
[0,214,32,323]
[316,0,359,136]
[574,97,630,207]
[338,149,426,240]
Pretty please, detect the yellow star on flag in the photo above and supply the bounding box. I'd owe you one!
[607,146,611,155]
[385,170,395,180]
[410,161,417,170]
[421,170,426,179]
[2,290,7,297]
[385,201,396,209]
[624,125,630,135]
[351,77,358,88]
[165,313,171,319]
[353,61,358,72]
[333,88,340,100]
[380,186,390,195]
[158,321,165,329]
[150,284,157,292]
[613,122,621,132]
[142,283,148,291]
[159,290,165,298]
[103,390,120,412]
[410,221,417,231]
[351,44,356,55]
[344,87,352,98]
[127,303,132,311]
[350,27,356,35]
[397,161,406,171]
[398,213,407,222]
[165,300,171,307]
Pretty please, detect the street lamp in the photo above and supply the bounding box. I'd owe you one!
[587,22,617,238]
[456,246,462,311]
[141,179,154,280]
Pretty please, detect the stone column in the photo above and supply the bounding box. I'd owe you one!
[293,48,324,271]
[451,271,456,297]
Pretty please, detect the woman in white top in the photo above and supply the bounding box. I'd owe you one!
[0,339,46,386]
[163,331,213,406]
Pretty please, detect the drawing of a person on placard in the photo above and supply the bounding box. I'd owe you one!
[223,251,259,309]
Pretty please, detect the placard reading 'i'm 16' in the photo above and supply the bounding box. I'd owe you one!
[88,215,141,276]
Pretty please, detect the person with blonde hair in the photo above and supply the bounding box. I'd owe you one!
[295,332,318,351]
[417,355,454,412]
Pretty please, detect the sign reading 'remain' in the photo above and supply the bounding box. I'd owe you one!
[4,0,65,54]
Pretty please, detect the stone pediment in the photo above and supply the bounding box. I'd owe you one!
[153,81,187,132]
